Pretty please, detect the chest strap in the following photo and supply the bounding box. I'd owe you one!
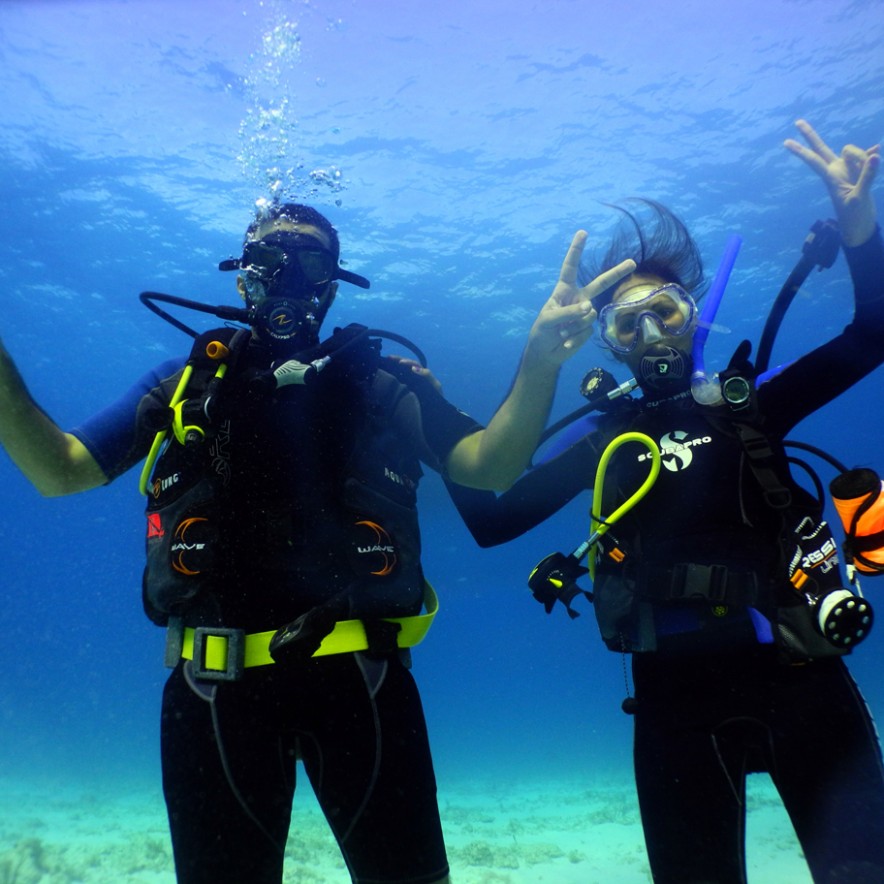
[170,582,439,681]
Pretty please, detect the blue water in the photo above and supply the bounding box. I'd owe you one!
[1,0,883,843]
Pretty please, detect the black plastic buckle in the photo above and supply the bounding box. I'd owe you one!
[191,626,245,682]
[364,619,403,656]
[672,563,729,603]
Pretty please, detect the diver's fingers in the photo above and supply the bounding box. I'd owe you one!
[561,323,594,352]
[557,230,588,287]
[583,258,636,299]
[841,143,879,176]
[853,147,881,198]
[794,119,838,163]
[784,138,830,178]
[387,355,443,392]
[546,300,596,329]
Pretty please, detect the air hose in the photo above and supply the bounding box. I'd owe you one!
[528,432,661,617]
[586,432,661,578]
[138,364,196,495]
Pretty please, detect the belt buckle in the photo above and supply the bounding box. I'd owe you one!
[673,563,728,603]
[191,626,245,682]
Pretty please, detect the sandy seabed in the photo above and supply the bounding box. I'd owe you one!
[0,772,812,883]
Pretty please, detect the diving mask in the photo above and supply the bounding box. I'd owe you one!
[219,231,371,301]
[231,233,339,351]
[243,234,336,287]
[599,283,697,354]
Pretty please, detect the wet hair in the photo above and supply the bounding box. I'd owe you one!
[244,202,341,258]
[584,199,706,309]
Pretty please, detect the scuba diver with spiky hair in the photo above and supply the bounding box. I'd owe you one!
[0,201,636,884]
[440,120,884,883]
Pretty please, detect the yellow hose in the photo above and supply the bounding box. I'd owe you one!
[138,364,194,496]
[588,432,661,578]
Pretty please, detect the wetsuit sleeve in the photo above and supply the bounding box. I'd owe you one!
[445,435,596,547]
[759,227,884,434]
[382,359,482,466]
[70,357,184,481]
[416,389,482,465]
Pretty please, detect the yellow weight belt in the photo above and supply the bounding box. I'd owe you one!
[178,582,439,677]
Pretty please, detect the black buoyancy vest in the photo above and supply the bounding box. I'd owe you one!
[142,325,426,629]
[589,400,850,661]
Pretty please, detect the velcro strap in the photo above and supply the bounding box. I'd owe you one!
[177,582,439,675]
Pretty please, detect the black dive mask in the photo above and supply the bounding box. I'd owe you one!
[242,233,336,300]
[220,231,371,301]
[637,344,693,396]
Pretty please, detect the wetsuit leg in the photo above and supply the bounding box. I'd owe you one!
[766,659,884,883]
[160,662,297,884]
[632,655,749,884]
[296,653,449,884]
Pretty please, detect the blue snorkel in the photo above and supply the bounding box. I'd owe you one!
[690,233,743,405]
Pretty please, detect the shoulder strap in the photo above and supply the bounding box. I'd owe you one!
[732,420,793,510]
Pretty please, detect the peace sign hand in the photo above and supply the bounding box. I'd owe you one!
[526,231,635,368]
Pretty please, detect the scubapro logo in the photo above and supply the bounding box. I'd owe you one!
[637,430,712,472]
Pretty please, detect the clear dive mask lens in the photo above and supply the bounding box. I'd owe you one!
[599,283,697,353]
[240,234,337,289]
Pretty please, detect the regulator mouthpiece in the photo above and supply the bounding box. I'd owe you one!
[638,345,691,393]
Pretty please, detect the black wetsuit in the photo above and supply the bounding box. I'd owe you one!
[450,231,884,883]
[74,339,478,884]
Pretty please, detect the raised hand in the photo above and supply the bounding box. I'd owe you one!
[785,119,880,247]
[526,230,635,367]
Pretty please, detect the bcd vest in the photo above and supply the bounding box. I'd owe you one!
[589,404,853,662]
[141,325,426,630]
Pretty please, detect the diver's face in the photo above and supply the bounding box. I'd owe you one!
[236,218,339,353]
[607,274,696,372]
[236,220,337,305]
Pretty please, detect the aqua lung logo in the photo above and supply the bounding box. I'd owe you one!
[268,305,295,333]
[152,472,181,498]
[384,466,414,492]
[637,430,712,472]
[351,520,398,577]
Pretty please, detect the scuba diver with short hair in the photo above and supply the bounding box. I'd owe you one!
[0,201,636,884]
[444,120,884,883]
